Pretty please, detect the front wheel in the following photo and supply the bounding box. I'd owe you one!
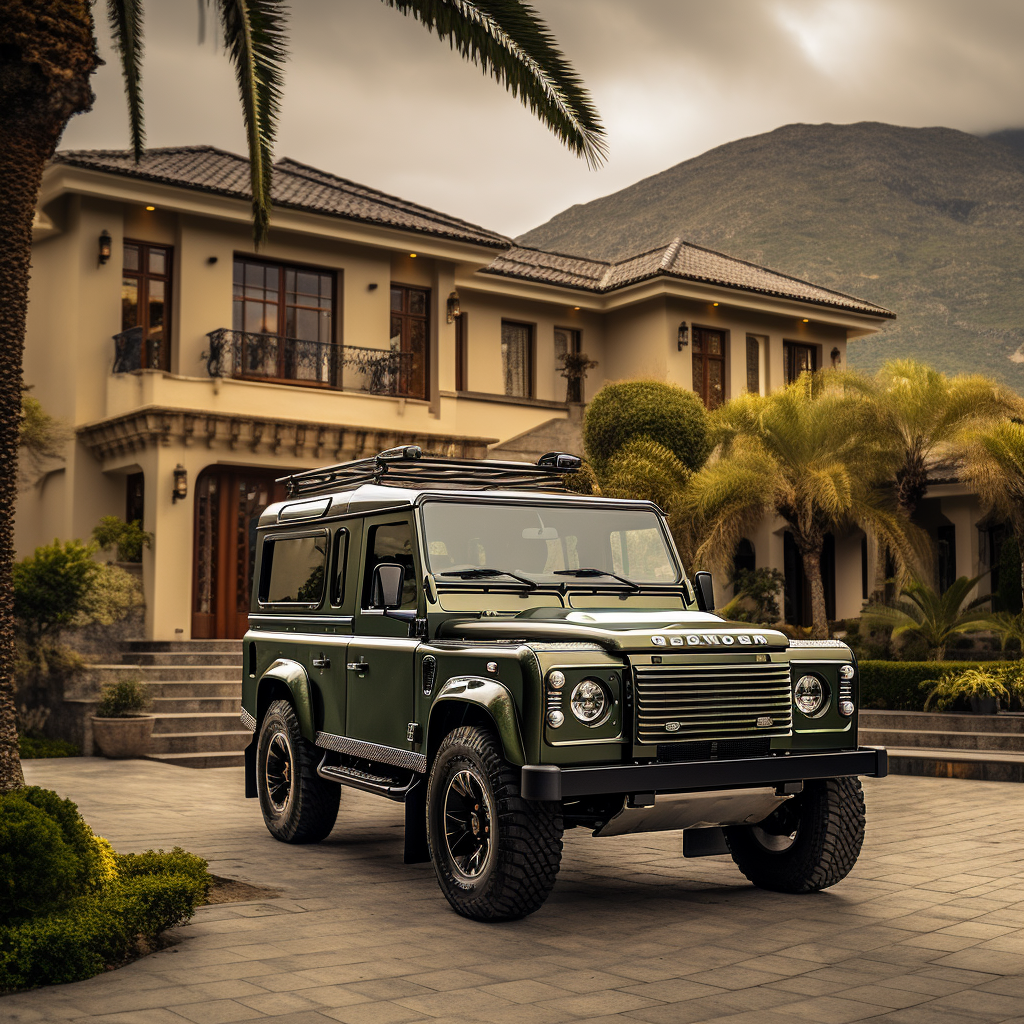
[725,776,865,893]
[427,726,563,921]
[256,699,340,843]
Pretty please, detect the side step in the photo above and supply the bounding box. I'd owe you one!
[316,755,418,801]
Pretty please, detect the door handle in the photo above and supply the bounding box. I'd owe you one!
[312,654,330,669]
[347,660,370,674]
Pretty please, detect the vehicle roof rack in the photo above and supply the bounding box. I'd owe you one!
[278,446,582,497]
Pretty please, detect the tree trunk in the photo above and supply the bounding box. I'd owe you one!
[0,3,98,792]
[799,544,830,640]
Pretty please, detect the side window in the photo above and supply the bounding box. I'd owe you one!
[330,528,349,607]
[363,522,417,609]
[259,534,328,605]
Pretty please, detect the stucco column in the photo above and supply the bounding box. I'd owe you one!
[431,263,456,415]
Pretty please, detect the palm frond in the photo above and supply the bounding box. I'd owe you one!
[107,0,146,160]
[380,0,606,167]
[217,0,288,246]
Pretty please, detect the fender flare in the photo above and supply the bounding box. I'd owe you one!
[256,659,316,741]
[428,676,526,767]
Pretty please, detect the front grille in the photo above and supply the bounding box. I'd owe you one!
[635,662,792,745]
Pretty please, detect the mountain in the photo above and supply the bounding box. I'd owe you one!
[517,123,1024,389]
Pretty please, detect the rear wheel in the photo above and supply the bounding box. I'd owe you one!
[725,777,865,893]
[427,725,563,921]
[256,699,339,843]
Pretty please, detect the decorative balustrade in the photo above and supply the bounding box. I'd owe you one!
[112,326,164,373]
[203,329,422,398]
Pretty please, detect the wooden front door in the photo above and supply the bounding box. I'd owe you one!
[192,467,288,639]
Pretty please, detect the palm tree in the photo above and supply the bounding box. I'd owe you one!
[862,574,996,661]
[958,419,1024,612]
[0,1,605,791]
[681,372,925,639]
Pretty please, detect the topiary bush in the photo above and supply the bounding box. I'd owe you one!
[583,380,712,474]
[0,789,211,993]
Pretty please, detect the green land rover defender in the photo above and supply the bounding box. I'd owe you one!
[241,446,886,921]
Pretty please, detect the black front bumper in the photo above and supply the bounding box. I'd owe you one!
[521,746,887,802]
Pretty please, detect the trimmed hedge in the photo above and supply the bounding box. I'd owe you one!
[18,736,80,759]
[859,661,986,712]
[0,788,211,993]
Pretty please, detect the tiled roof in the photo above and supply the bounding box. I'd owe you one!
[482,240,895,317]
[51,146,509,249]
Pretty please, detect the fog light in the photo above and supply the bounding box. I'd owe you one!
[839,699,855,717]
[794,674,825,716]
[547,710,564,728]
[839,664,855,680]
[547,670,566,689]
[570,679,608,725]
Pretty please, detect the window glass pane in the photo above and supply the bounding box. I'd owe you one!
[293,307,319,342]
[245,262,264,290]
[391,287,404,311]
[232,299,243,332]
[746,336,760,394]
[331,530,348,605]
[365,523,417,609]
[692,353,703,399]
[148,279,165,333]
[121,279,139,331]
[319,310,332,346]
[708,360,724,409]
[123,244,139,272]
[148,248,166,275]
[233,260,243,285]
[294,271,319,298]
[708,333,722,356]
[409,289,427,316]
[501,321,530,397]
[263,535,328,603]
[554,329,569,361]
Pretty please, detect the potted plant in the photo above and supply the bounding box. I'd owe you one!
[91,678,153,758]
[921,667,1010,714]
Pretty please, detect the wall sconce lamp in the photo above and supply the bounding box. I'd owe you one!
[677,321,689,350]
[98,230,112,265]
[831,347,842,367]
[446,289,461,323]
[172,464,188,503]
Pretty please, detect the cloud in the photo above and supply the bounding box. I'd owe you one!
[61,0,1024,236]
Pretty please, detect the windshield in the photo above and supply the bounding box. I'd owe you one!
[420,501,681,585]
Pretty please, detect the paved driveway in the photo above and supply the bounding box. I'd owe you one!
[6,760,1024,1024]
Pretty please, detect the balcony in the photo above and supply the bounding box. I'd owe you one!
[112,327,165,373]
[204,329,423,399]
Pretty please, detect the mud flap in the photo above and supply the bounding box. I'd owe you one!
[244,737,257,798]
[683,827,729,857]
[404,777,430,864]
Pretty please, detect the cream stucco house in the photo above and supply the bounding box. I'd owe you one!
[25,145,981,642]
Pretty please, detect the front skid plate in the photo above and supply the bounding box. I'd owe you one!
[521,746,887,802]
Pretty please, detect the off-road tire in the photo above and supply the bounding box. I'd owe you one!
[725,777,865,893]
[257,699,340,844]
[427,726,563,921]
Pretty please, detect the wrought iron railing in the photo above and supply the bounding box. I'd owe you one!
[112,327,163,373]
[203,329,422,398]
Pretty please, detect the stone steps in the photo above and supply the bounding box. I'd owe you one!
[105,641,250,769]
[860,710,1024,784]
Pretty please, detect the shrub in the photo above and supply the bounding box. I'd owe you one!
[115,846,211,895]
[920,667,1014,712]
[730,567,785,624]
[583,380,712,474]
[92,515,153,563]
[18,736,80,759]
[17,787,104,889]
[859,661,987,711]
[95,678,150,718]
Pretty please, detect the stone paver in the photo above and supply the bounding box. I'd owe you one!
[5,759,1024,1024]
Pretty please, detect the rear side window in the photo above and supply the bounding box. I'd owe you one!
[260,533,328,605]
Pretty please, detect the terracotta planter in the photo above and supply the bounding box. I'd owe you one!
[91,715,154,758]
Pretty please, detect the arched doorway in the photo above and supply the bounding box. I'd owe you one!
[191,466,289,638]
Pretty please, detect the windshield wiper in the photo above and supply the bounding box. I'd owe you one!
[553,568,640,591]
[437,567,537,590]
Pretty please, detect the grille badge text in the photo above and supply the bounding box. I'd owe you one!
[651,633,769,647]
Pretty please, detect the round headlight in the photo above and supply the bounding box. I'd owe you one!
[570,679,608,725]
[794,674,825,716]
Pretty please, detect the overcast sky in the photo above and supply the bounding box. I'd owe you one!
[62,0,1024,237]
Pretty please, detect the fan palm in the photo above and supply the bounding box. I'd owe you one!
[958,418,1024,612]
[0,1,605,790]
[862,574,996,661]
[681,372,926,639]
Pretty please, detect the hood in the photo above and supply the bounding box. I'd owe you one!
[438,607,790,652]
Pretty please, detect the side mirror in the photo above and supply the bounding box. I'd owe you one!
[372,562,405,609]
[694,571,715,612]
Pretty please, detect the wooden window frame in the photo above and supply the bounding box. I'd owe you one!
[122,239,173,371]
[501,319,535,399]
[390,282,431,400]
[232,255,339,389]
[691,325,728,409]
[783,341,818,385]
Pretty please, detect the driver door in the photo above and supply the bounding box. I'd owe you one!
[346,516,420,751]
